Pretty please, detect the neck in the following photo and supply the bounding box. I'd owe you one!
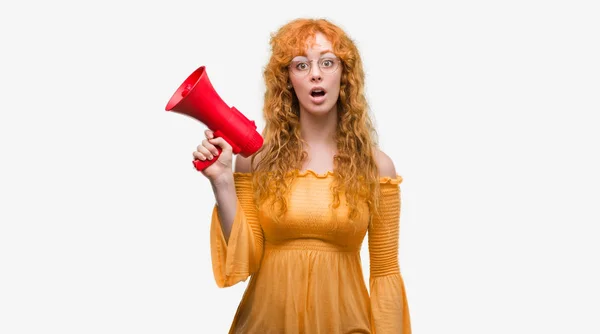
[298,105,338,148]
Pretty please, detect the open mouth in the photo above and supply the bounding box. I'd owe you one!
[310,88,326,97]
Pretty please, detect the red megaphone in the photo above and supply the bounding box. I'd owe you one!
[165,66,263,172]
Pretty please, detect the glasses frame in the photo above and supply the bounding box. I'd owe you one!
[288,56,342,77]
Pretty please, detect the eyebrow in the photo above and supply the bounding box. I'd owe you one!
[294,50,336,58]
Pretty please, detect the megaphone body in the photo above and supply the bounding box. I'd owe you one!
[165,66,263,172]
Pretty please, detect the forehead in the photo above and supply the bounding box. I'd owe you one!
[306,33,333,50]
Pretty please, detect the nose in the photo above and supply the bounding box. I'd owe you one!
[309,65,322,82]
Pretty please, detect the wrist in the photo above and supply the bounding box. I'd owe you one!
[210,172,234,188]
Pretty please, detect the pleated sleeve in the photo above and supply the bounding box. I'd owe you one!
[368,176,412,333]
[210,173,264,288]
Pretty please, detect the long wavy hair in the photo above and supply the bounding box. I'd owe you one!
[250,18,381,223]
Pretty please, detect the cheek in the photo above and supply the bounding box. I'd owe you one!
[289,74,304,89]
[290,80,302,92]
[332,74,342,91]
[331,77,342,97]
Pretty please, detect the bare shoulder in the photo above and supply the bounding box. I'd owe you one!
[234,155,253,173]
[374,148,397,178]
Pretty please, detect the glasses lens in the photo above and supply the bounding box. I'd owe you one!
[290,60,310,76]
[319,58,338,73]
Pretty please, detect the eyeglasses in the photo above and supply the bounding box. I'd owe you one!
[288,57,341,77]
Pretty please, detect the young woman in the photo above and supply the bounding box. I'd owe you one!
[193,18,411,333]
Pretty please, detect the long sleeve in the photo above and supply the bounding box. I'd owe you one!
[210,173,264,288]
[368,176,411,333]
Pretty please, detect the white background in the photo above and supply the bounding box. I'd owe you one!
[1,0,599,333]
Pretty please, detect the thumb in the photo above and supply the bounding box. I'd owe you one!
[209,137,233,153]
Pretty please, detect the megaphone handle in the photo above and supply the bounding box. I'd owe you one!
[192,146,223,172]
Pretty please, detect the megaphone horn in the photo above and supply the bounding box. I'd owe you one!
[165,66,264,172]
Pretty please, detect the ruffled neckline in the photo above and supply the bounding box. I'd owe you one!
[234,169,403,184]
[296,169,335,178]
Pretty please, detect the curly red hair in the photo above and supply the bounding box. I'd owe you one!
[250,18,381,223]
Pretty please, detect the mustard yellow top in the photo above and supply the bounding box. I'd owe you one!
[210,170,411,333]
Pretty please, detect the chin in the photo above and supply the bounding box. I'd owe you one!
[300,101,337,116]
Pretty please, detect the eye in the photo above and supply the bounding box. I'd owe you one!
[295,62,309,71]
[320,58,335,68]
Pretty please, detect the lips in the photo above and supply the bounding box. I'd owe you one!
[309,86,327,104]
[310,86,327,97]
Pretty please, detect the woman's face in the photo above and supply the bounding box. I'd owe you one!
[288,33,342,116]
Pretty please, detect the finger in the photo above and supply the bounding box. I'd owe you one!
[204,129,214,139]
[209,137,233,153]
[193,148,212,161]
[194,146,213,160]
[193,151,207,161]
[201,139,220,156]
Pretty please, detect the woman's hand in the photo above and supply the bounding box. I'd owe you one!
[193,129,233,184]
